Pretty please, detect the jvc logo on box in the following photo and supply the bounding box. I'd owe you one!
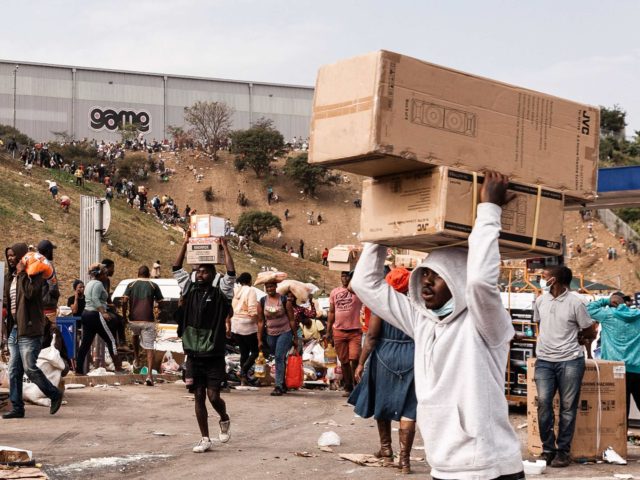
[581,111,591,135]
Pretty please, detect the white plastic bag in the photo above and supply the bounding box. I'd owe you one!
[23,333,65,406]
[318,431,341,447]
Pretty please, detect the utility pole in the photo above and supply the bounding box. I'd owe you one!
[12,65,19,130]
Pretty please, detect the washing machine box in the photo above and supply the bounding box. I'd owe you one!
[309,50,599,201]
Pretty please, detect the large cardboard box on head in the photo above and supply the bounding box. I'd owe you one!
[328,245,361,271]
[186,237,225,265]
[527,358,627,460]
[309,50,599,200]
[360,167,564,259]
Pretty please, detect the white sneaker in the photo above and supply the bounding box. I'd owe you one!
[219,420,231,443]
[192,437,212,453]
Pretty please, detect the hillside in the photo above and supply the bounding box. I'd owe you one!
[0,153,341,301]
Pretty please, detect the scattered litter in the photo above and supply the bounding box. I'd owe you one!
[87,368,114,376]
[313,419,342,427]
[318,446,334,453]
[234,386,259,391]
[50,454,172,475]
[23,183,31,188]
[317,431,341,447]
[64,384,86,390]
[294,451,317,458]
[173,380,185,385]
[603,446,627,465]
[152,432,173,437]
[517,423,528,429]
[28,212,44,223]
[0,445,33,464]
[522,460,546,475]
[338,453,384,467]
[614,474,634,480]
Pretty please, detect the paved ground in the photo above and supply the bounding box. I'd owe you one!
[1,381,639,479]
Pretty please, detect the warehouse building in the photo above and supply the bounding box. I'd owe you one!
[0,60,314,142]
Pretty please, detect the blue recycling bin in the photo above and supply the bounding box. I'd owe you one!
[56,317,81,359]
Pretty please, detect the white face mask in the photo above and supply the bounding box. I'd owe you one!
[540,278,555,293]
[432,297,455,317]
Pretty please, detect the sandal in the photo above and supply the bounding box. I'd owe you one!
[145,377,154,387]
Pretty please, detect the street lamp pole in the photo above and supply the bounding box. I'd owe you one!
[12,65,19,131]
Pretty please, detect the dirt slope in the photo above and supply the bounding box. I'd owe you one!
[0,154,340,300]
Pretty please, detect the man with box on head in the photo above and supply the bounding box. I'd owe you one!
[534,265,596,467]
[352,172,524,479]
[173,230,236,454]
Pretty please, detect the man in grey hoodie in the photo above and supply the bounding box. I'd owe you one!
[352,171,524,479]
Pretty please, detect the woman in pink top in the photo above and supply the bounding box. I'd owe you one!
[227,273,258,386]
[257,281,298,396]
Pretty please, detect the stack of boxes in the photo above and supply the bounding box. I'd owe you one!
[187,215,226,264]
[327,245,361,271]
[309,50,600,257]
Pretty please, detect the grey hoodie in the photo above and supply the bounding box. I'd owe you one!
[352,203,522,479]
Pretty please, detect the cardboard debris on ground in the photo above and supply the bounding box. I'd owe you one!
[338,454,385,467]
[27,212,44,223]
[0,448,32,465]
[293,452,317,458]
[0,466,48,480]
[318,446,334,453]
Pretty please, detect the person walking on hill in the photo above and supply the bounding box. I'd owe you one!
[3,243,64,418]
[122,265,164,386]
[351,171,525,480]
[326,271,363,396]
[173,231,236,453]
[534,265,596,467]
[299,239,305,259]
[321,248,329,267]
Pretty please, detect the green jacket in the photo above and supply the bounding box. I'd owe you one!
[587,298,640,373]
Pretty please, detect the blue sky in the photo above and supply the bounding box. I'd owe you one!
[3,0,640,134]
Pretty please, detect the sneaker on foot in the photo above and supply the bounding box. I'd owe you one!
[192,437,212,453]
[2,410,25,419]
[219,419,231,443]
[540,451,555,465]
[550,451,572,468]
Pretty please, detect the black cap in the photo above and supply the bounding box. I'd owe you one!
[37,239,56,252]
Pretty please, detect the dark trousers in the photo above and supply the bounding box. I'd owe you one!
[76,310,118,374]
[233,332,259,376]
[627,371,640,420]
[534,357,585,454]
[107,311,126,345]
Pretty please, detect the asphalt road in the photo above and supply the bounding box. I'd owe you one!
[1,381,638,479]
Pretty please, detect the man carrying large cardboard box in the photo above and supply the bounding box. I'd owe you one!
[534,266,597,467]
[352,172,524,480]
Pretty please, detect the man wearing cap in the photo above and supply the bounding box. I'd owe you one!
[37,240,60,324]
[587,291,640,422]
[3,243,63,418]
[326,271,363,396]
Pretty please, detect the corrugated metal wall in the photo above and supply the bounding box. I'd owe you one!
[0,61,313,142]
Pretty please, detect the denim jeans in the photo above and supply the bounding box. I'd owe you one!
[534,356,586,454]
[8,327,61,412]
[266,330,293,389]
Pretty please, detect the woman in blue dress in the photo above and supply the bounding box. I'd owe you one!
[348,267,417,474]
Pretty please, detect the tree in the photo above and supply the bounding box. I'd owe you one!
[51,130,74,143]
[183,101,234,160]
[119,123,139,144]
[284,153,332,195]
[600,105,627,137]
[236,210,282,244]
[229,118,285,177]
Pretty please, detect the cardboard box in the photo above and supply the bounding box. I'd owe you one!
[186,237,225,265]
[309,50,599,200]
[190,215,226,238]
[394,253,425,269]
[527,358,627,460]
[328,245,361,271]
[360,167,564,259]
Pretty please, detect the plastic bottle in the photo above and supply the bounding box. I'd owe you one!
[324,344,337,368]
[254,352,267,378]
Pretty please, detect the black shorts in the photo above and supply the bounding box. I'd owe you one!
[185,356,226,393]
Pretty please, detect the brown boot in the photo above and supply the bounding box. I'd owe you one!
[399,420,416,474]
[374,419,393,464]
